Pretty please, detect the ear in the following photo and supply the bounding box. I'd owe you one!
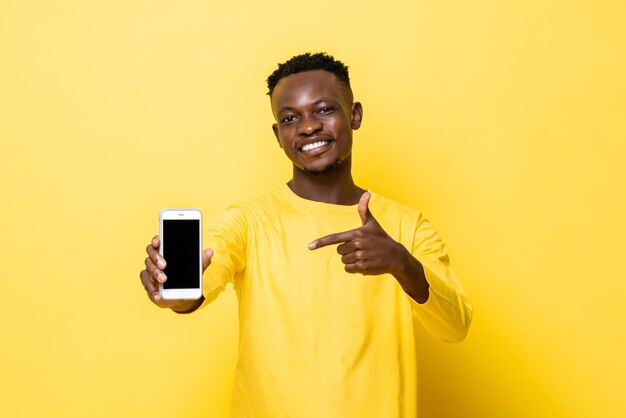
[350,102,363,130]
[272,123,283,148]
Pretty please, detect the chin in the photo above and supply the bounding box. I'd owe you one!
[303,157,342,176]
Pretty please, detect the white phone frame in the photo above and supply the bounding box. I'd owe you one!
[159,208,203,300]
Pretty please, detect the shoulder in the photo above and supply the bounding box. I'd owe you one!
[370,192,447,255]
[369,192,425,225]
[229,186,284,211]
[368,192,430,246]
[219,186,287,223]
[204,188,282,239]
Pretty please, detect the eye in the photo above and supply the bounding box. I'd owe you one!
[281,115,297,124]
[317,107,334,115]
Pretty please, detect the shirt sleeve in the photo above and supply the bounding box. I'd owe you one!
[408,214,473,343]
[197,206,248,309]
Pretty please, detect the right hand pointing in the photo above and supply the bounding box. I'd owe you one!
[139,235,213,309]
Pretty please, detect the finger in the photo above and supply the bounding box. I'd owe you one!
[202,248,214,271]
[145,256,167,284]
[344,261,373,275]
[309,229,359,250]
[140,269,181,308]
[146,239,166,270]
[341,252,359,265]
[140,269,159,299]
[358,192,375,225]
[344,263,359,274]
[336,240,359,255]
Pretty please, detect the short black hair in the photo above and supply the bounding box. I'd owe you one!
[266,52,351,97]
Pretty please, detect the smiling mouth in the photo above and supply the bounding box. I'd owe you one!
[298,140,332,152]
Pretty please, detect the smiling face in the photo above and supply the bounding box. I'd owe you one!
[271,70,363,175]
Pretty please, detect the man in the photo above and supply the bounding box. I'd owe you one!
[140,52,472,417]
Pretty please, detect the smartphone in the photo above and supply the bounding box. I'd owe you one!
[159,209,203,300]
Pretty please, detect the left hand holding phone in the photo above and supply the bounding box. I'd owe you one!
[140,235,213,311]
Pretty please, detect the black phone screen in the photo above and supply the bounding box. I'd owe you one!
[162,219,200,289]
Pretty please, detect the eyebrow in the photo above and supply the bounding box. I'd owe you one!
[276,98,339,114]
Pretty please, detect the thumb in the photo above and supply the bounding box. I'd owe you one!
[202,248,214,271]
[358,192,375,224]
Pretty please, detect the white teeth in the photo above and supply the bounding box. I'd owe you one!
[301,141,327,152]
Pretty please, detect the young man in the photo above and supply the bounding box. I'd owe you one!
[140,52,472,417]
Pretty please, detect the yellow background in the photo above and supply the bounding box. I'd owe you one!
[1,1,624,417]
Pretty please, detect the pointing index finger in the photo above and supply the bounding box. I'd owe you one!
[308,229,358,250]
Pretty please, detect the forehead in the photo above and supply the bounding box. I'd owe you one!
[270,70,350,112]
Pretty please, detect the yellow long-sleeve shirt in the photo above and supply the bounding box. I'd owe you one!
[201,184,472,418]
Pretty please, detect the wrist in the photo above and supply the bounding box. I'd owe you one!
[390,243,412,277]
[392,247,430,304]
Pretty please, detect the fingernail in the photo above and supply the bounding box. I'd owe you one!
[153,293,160,301]
[308,241,316,250]
[157,259,166,269]
[158,273,166,283]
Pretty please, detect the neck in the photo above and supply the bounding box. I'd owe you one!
[287,157,365,205]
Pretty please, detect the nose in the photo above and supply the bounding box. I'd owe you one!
[297,113,322,136]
